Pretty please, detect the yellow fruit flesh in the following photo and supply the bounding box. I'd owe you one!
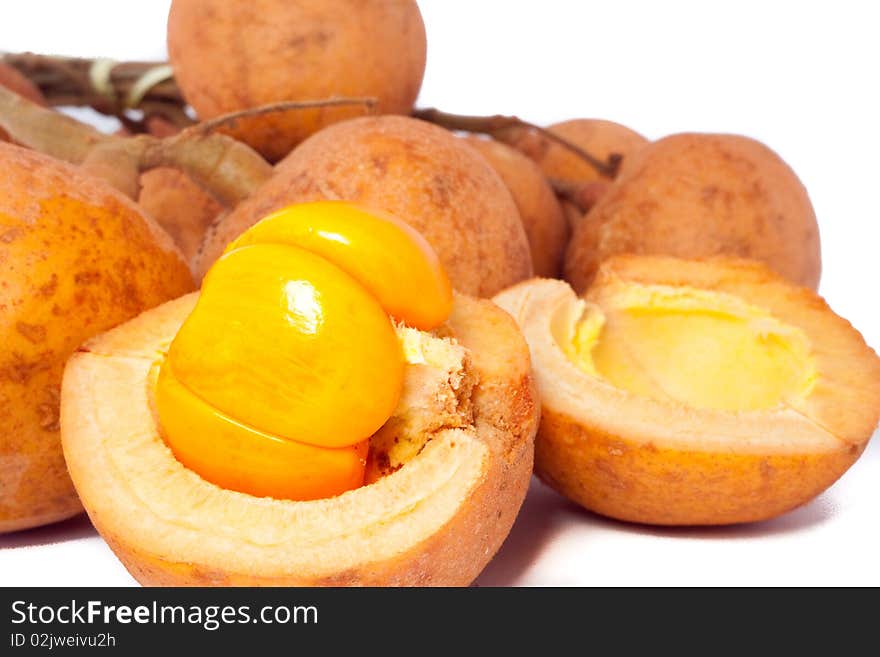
[227,201,453,330]
[155,201,453,500]
[168,243,404,448]
[559,284,816,411]
[154,363,369,501]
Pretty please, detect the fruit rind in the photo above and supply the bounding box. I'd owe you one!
[494,256,880,525]
[61,293,538,585]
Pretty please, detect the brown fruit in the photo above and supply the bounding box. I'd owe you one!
[197,116,534,297]
[139,169,222,265]
[511,118,649,226]
[0,63,47,142]
[464,136,569,278]
[0,143,195,533]
[127,116,223,265]
[61,292,537,585]
[564,133,822,293]
[495,256,880,525]
[167,0,427,161]
[514,118,649,183]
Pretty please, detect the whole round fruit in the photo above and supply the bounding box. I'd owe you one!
[564,133,822,293]
[198,116,533,297]
[167,0,427,161]
[0,143,194,533]
[139,168,222,265]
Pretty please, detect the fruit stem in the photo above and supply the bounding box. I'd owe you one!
[2,52,189,130]
[0,82,109,160]
[0,84,272,205]
[3,52,380,137]
[412,107,622,179]
[549,178,612,214]
[191,98,378,135]
[4,51,623,179]
[142,130,273,206]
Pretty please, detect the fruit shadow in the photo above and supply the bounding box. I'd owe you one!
[0,513,97,550]
[476,476,837,586]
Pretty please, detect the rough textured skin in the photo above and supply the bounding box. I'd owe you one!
[61,294,538,586]
[139,169,222,265]
[0,144,195,533]
[511,118,648,228]
[0,63,47,142]
[197,116,533,296]
[494,257,880,526]
[564,133,822,293]
[464,136,569,278]
[167,0,427,162]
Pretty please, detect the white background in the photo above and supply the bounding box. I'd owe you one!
[1,0,878,586]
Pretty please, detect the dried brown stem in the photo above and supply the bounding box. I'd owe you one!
[3,53,380,137]
[4,51,623,180]
[191,98,379,135]
[549,178,612,214]
[141,132,272,207]
[2,52,190,131]
[0,85,272,205]
[0,82,108,161]
[413,107,622,179]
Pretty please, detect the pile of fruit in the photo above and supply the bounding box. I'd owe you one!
[1,0,878,586]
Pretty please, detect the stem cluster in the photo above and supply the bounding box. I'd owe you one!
[2,52,622,215]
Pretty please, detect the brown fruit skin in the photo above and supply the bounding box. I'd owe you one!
[198,116,534,297]
[536,408,862,526]
[133,116,223,266]
[464,137,569,278]
[167,0,427,162]
[564,133,822,294]
[0,63,47,142]
[0,143,195,533]
[511,119,649,227]
[494,257,880,526]
[139,169,222,265]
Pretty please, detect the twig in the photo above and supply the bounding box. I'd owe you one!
[413,107,622,179]
[549,178,611,214]
[190,97,378,135]
[3,52,625,179]
[0,84,272,205]
[2,52,191,129]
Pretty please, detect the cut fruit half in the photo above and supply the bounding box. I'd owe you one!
[60,293,537,586]
[494,256,880,525]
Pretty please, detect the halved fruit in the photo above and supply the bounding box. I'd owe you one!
[60,293,537,586]
[494,256,880,525]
